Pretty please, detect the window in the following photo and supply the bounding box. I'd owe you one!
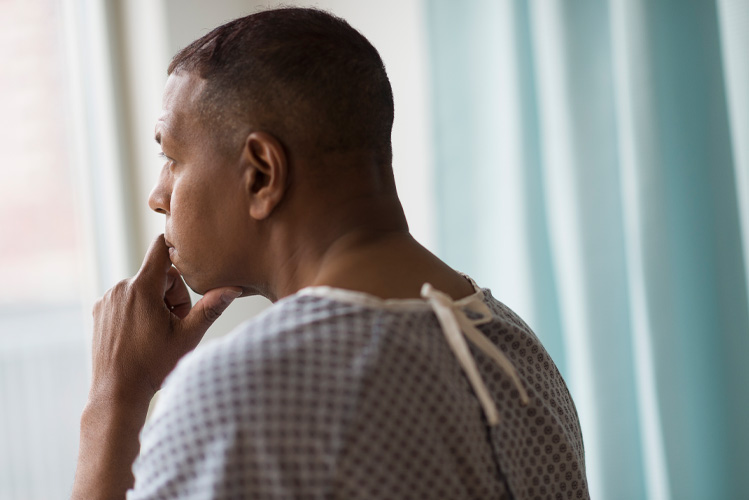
[0,1,89,498]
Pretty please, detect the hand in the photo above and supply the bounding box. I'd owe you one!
[89,234,242,405]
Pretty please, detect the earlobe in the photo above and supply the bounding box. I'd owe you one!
[241,131,288,220]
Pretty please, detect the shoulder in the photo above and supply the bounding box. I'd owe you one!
[156,292,373,415]
[131,293,379,498]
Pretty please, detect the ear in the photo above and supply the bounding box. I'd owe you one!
[241,131,288,220]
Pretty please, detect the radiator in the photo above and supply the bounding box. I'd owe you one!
[0,305,88,500]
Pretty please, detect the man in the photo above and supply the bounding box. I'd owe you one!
[72,8,588,500]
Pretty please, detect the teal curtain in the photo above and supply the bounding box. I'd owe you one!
[425,1,749,499]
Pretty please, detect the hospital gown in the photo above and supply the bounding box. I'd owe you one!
[128,277,589,499]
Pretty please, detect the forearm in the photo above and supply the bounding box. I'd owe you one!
[71,395,151,500]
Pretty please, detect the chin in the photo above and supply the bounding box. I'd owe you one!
[180,266,255,298]
[187,280,212,297]
[179,271,210,296]
[186,283,209,296]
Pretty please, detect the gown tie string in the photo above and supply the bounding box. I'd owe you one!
[421,283,530,426]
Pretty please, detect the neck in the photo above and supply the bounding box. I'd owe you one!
[262,192,406,300]
[260,192,473,303]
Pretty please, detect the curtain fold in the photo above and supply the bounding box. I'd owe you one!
[426,1,749,499]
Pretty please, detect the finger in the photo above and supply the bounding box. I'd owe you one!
[165,267,192,319]
[135,234,173,285]
[179,287,242,344]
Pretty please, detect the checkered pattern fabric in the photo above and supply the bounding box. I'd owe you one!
[128,282,588,499]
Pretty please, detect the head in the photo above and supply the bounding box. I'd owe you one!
[168,7,394,164]
[148,8,399,298]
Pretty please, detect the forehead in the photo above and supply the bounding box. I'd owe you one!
[155,72,207,143]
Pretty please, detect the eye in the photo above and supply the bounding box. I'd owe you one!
[157,151,175,166]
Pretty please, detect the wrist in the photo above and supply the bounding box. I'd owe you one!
[83,386,153,432]
[87,377,155,410]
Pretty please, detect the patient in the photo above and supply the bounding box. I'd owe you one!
[72,8,588,499]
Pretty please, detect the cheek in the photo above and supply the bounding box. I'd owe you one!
[168,180,211,249]
[170,177,246,255]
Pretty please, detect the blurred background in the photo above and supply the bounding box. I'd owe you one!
[1,0,748,498]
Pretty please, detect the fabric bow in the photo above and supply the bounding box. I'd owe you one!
[421,283,530,426]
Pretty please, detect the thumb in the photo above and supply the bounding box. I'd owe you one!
[181,287,242,341]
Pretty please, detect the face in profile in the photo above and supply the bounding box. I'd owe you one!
[148,72,251,295]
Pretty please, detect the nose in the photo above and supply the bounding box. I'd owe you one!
[148,167,171,215]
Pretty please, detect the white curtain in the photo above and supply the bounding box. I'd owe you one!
[426,1,749,499]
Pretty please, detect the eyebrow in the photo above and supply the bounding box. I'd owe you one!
[154,132,162,145]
